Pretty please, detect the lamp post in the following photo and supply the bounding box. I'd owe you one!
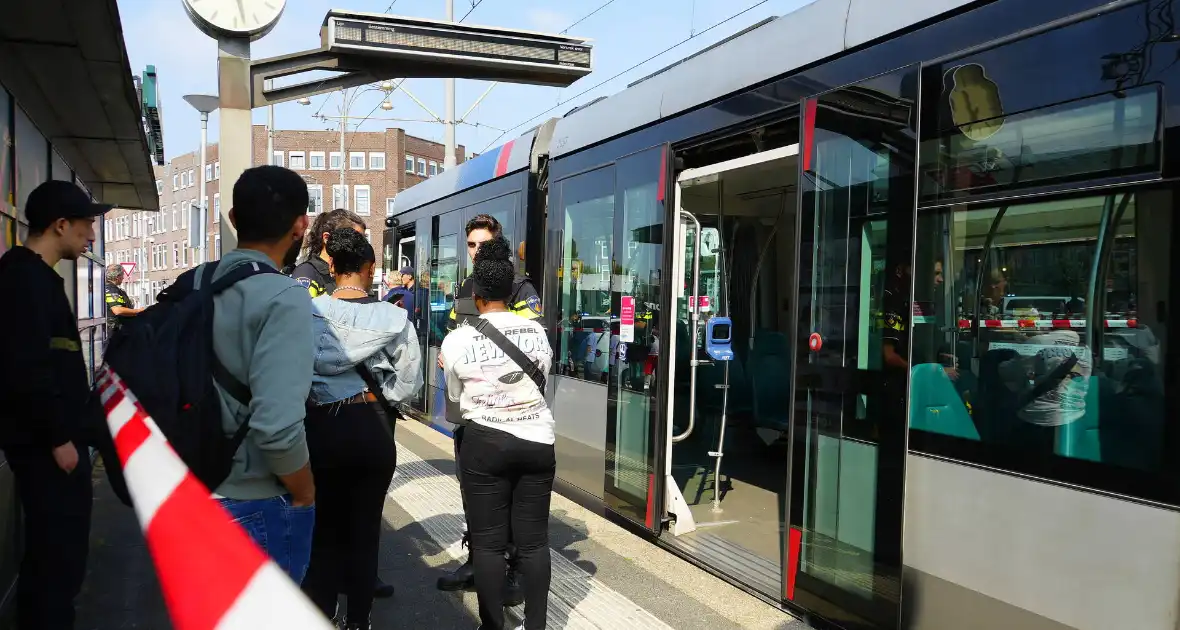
[297,82,395,210]
[183,94,219,265]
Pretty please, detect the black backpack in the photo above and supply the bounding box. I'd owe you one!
[98,260,277,493]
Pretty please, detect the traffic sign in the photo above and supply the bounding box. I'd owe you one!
[120,262,136,281]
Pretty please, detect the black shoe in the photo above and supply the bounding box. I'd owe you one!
[438,555,476,591]
[374,576,394,599]
[503,567,524,607]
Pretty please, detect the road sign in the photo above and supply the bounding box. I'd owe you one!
[120,262,136,281]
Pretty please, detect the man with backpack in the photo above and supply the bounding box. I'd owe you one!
[102,166,318,583]
[0,180,112,629]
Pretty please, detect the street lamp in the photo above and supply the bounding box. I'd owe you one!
[183,94,219,265]
[299,81,396,210]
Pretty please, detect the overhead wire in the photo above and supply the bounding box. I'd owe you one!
[561,0,619,33]
[480,0,772,152]
[459,0,485,23]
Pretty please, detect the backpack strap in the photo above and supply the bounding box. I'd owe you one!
[199,261,279,408]
[474,318,546,392]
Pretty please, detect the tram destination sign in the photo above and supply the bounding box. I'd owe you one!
[324,11,593,87]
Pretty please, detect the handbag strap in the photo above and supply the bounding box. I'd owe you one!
[354,353,403,435]
[1017,353,1080,410]
[474,318,546,392]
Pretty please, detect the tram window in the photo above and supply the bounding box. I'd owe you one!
[910,190,1176,501]
[918,1,1169,204]
[462,192,517,264]
[554,168,615,383]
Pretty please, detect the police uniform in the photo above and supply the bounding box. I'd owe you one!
[291,256,335,298]
[879,288,907,358]
[0,180,107,630]
[104,281,133,331]
[447,273,542,331]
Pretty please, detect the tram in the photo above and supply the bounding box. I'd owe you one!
[384,1,1180,628]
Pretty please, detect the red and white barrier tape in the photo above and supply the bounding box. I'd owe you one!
[95,367,332,630]
[956,319,1137,329]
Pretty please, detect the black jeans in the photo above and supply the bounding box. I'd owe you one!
[301,402,397,623]
[459,424,555,630]
[8,446,92,630]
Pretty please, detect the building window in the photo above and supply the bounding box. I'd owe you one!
[386,197,397,216]
[369,153,386,170]
[330,152,342,170]
[188,170,195,187]
[213,193,220,223]
[310,151,326,170]
[181,239,188,267]
[289,151,306,170]
[349,152,366,170]
[332,185,348,210]
[272,151,284,167]
[405,155,414,172]
[205,164,212,182]
[307,185,323,215]
[172,204,180,232]
[215,234,221,258]
[156,180,163,195]
[417,158,426,176]
[214,162,220,179]
[354,185,371,216]
[172,175,178,190]
[172,243,179,268]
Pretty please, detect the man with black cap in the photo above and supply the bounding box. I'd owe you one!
[383,266,421,325]
[0,180,111,629]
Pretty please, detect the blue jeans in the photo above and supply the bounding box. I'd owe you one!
[218,495,316,584]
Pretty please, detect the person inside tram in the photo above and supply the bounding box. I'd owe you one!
[301,228,423,628]
[439,235,555,630]
[291,208,366,298]
[436,213,540,603]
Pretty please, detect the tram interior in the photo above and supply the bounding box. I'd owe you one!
[668,143,798,594]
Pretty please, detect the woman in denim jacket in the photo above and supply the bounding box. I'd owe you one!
[300,228,423,629]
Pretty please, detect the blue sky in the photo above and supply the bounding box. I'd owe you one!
[116,0,812,162]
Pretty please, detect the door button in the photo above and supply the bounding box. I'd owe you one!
[808,332,823,352]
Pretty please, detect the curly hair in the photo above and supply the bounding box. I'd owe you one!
[304,208,365,257]
[472,235,515,301]
[324,227,375,276]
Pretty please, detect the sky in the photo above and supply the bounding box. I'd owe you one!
[116,0,814,162]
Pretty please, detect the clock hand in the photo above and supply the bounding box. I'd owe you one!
[236,0,247,22]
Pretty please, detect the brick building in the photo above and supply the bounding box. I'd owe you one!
[103,127,462,306]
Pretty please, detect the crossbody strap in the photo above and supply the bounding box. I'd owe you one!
[475,318,546,392]
[1017,353,1080,410]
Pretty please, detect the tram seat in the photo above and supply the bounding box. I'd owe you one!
[1053,375,1103,463]
[749,330,793,432]
[909,363,979,440]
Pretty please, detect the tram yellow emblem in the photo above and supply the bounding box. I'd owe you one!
[947,63,1005,142]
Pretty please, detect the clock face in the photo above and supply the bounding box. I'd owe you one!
[182,0,286,40]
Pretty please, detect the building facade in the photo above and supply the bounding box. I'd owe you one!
[104,127,463,305]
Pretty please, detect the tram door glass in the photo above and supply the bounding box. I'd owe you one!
[413,217,431,414]
[605,147,665,525]
[428,210,462,427]
[463,192,517,269]
[789,68,916,629]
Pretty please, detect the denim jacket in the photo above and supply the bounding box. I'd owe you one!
[310,296,423,406]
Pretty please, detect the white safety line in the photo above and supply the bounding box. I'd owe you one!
[389,443,676,630]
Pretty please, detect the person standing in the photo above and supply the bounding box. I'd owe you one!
[383,266,420,326]
[103,263,142,333]
[301,228,422,629]
[441,236,555,630]
[0,180,112,629]
[437,214,541,605]
[207,165,318,583]
[291,208,366,298]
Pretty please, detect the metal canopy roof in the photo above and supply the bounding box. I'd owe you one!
[0,0,159,211]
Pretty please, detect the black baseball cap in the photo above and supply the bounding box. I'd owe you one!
[398,266,414,276]
[26,180,112,229]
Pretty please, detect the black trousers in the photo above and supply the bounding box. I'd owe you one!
[459,424,555,630]
[8,446,92,630]
[301,402,397,623]
[455,425,519,564]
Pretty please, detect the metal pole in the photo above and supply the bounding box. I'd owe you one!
[339,92,347,210]
[198,112,209,264]
[444,0,457,168]
[266,79,275,165]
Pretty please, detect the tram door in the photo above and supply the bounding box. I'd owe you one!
[784,71,917,630]
[662,145,800,598]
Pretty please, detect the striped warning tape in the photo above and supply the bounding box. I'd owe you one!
[956,319,1137,329]
[95,367,332,630]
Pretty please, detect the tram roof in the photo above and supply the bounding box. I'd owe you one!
[391,125,540,215]
[392,0,976,215]
[548,0,976,159]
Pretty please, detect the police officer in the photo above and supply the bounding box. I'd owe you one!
[436,214,540,605]
[0,180,112,629]
[290,208,366,298]
[103,263,142,333]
